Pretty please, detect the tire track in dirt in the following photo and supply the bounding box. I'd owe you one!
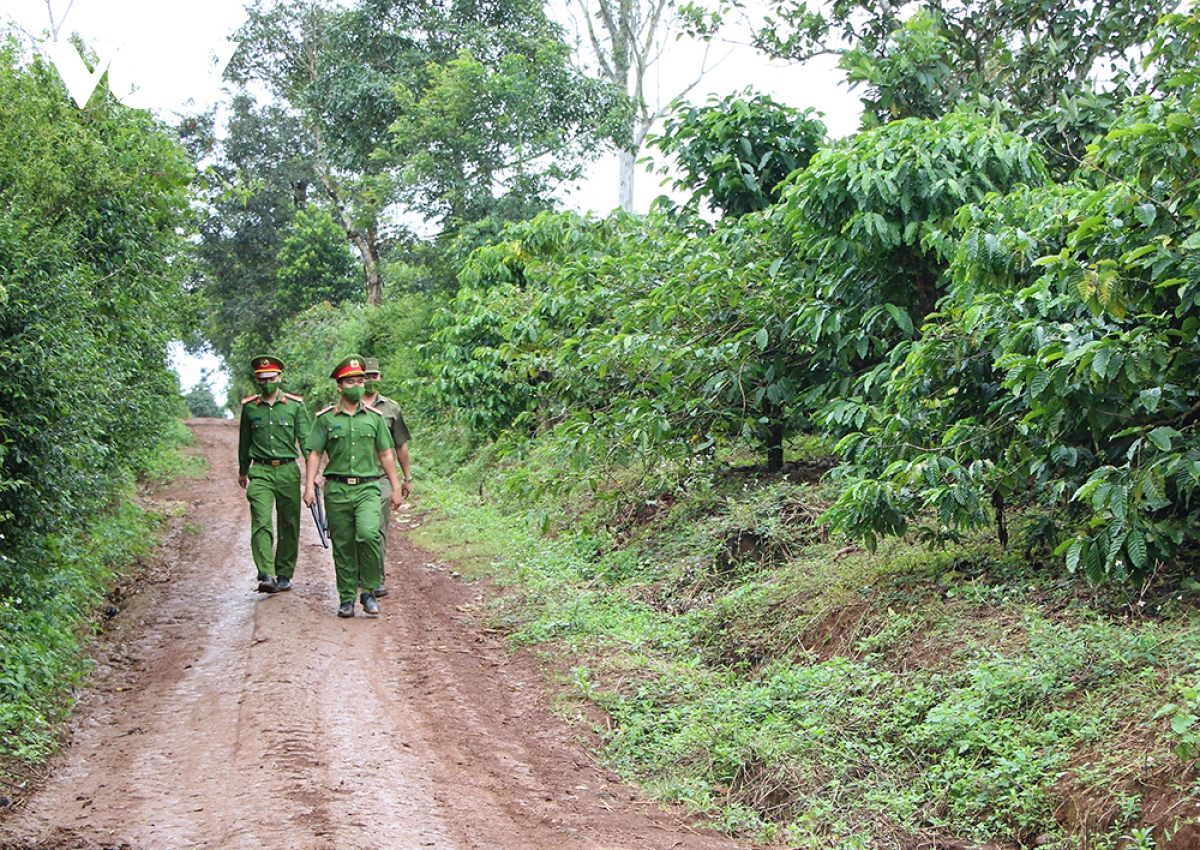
[0,419,765,850]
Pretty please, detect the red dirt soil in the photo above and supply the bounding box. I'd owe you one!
[0,419,769,850]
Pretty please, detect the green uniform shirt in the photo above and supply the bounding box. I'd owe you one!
[238,392,314,476]
[369,394,411,469]
[306,402,395,478]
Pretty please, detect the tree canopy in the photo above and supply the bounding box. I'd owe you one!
[224,0,629,305]
[736,0,1178,173]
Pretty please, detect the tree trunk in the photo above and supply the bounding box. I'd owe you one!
[767,418,784,474]
[916,268,937,320]
[992,489,1008,549]
[363,229,382,307]
[313,160,382,306]
[618,149,635,212]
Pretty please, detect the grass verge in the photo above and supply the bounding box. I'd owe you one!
[0,417,208,800]
[407,457,1200,850]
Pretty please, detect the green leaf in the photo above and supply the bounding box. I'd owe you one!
[1126,529,1148,569]
[884,303,914,336]
[1065,538,1084,574]
[1148,426,1181,452]
[1171,713,1197,735]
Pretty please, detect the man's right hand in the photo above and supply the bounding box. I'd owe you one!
[303,486,315,507]
[238,475,248,489]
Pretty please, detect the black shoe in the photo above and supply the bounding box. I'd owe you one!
[275,577,292,591]
[360,592,379,615]
[373,586,389,598]
[257,575,279,593]
[337,601,354,618]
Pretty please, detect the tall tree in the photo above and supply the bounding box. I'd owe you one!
[229,0,391,303]
[562,0,718,210]
[380,46,628,234]
[229,0,627,304]
[187,94,315,358]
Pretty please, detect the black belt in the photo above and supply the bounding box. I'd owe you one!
[324,474,381,485]
[252,458,295,466]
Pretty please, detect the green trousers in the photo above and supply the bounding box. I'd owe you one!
[325,479,383,604]
[245,462,302,579]
[378,477,393,584]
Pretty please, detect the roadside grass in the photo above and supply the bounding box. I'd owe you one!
[137,416,209,485]
[409,444,1200,849]
[0,418,207,799]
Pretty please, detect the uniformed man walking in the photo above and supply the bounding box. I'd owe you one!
[303,357,403,618]
[238,355,313,594]
[361,357,412,597]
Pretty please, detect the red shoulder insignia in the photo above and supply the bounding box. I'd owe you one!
[363,402,383,415]
[284,393,304,402]
[316,405,337,416]
[241,394,259,405]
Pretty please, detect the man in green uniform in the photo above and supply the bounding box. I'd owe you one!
[303,357,403,618]
[238,355,313,594]
[361,358,412,598]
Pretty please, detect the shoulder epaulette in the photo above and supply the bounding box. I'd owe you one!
[316,404,336,416]
[241,394,259,405]
[363,402,383,415]
[284,393,304,402]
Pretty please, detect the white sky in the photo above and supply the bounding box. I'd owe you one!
[2,0,861,398]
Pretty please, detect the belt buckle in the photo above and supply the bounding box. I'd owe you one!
[271,460,282,466]
[347,477,358,485]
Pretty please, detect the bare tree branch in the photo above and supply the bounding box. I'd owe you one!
[45,0,76,40]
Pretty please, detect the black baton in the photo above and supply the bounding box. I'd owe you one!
[310,483,329,548]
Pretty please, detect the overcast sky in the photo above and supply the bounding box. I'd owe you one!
[2,0,861,396]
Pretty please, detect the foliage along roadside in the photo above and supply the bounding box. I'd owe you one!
[417,11,1200,588]
[0,417,204,789]
[390,15,1200,843]
[0,38,198,779]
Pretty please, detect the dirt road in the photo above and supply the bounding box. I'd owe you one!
[1,420,759,850]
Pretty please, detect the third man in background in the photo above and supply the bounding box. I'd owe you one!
[361,357,412,597]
